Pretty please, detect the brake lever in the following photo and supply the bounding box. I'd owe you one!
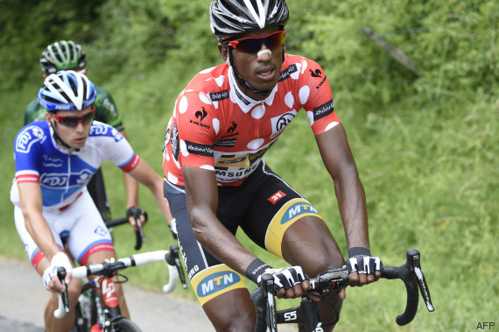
[409,250,435,312]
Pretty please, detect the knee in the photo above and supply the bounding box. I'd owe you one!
[215,310,255,332]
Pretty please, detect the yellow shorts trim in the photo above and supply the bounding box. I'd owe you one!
[264,197,323,257]
[191,264,246,305]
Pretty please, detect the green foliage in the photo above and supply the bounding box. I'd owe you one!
[1,1,497,330]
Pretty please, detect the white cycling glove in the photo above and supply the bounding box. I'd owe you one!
[42,252,72,290]
[245,258,306,290]
[346,247,382,275]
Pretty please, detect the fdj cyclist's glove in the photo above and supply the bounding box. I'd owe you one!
[126,207,148,227]
[346,247,382,275]
[42,252,72,290]
[245,258,306,290]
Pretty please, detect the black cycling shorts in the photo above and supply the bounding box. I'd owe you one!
[164,161,323,305]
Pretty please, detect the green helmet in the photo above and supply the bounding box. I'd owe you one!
[39,40,86,75]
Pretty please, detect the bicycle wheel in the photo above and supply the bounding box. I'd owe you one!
[111,318,142,332]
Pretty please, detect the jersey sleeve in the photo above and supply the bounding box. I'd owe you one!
[298,58,341,135]
[95,87,124,132]
[174,90,217,170]
[93,124,139,172]
[13,125,45,183]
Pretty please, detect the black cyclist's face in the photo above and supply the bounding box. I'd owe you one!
[49,106,95,149]
[227,29,285,98]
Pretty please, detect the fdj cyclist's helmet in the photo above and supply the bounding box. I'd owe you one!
[40,40,87,75]
[209,0,289,41]
[38,70,96,112]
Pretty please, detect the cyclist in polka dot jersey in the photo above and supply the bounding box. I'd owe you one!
[162,1,381,331]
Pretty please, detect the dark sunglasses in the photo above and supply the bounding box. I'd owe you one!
[55,111,95,128]
[227,30,286,54]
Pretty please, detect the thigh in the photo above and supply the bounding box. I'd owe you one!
[241,164,325,259]
[66,192,114,265]
[164,181,247,306]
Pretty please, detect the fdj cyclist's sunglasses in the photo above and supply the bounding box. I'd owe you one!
[54,110,95,128]
[227,30,286,54]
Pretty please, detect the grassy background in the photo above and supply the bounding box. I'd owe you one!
[1,1,498,331]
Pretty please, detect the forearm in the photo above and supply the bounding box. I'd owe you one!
[334,169,370,249]
[190,206,256,274]
[24,211,60,259]
[150,180,173,223]
[123,172,139,208]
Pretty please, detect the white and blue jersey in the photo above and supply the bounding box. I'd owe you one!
[11,120,140,210]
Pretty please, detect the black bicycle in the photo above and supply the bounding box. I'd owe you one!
[55,246,186,332]
[252,249,435,332]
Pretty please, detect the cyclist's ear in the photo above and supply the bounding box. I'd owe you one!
[218,43,229,62]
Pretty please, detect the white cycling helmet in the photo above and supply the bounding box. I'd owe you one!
[38,70,96,112]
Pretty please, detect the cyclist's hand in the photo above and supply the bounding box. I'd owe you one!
[261,266,309,299]
[127,207,148,228]
[346,247,381,286]
[42,252,72,292]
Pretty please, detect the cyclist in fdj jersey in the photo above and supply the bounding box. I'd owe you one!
[11,71,172,332]
[25,40,139,222]
[162,1,382,331]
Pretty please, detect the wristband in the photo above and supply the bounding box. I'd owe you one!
[348,247,371,257]
[244,258,270,284]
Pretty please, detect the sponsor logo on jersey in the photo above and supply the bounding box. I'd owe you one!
[227,121,238,134]
[195,108,208,121]
[280,201,318,225]
[42,155,63,167]
[15,125,46,154]
[196,271,240,298]
[271,111,297,137]
[90,123,110,136]
[268,190,287,205]
[189,107,210,129]
[40,169,94,187]
[312,100,335,121]
[209,90,229,102]
[309,68,327,89]
[94,225,109,237]
[310,68,322,78]
[186,141,213,157]
[279,64,298,81]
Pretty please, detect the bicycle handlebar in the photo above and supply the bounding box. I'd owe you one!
[258,249,434,328]
[54,249,181,318]
[106,216,143,251]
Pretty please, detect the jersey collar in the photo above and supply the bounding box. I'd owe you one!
[228,66,278,114]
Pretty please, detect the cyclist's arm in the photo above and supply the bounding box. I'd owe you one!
[119,130,140,209]
[183,167,256,274]
[127,158,172,223]
[315,124,369,250]
[17,182,60,259]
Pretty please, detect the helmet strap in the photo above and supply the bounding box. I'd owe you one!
[50,120,80,152]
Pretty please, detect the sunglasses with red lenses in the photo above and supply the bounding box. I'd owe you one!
[55,111,95,128]
[228,30,286,54]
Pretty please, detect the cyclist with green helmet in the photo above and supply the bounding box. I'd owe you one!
[24,40,140,223]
